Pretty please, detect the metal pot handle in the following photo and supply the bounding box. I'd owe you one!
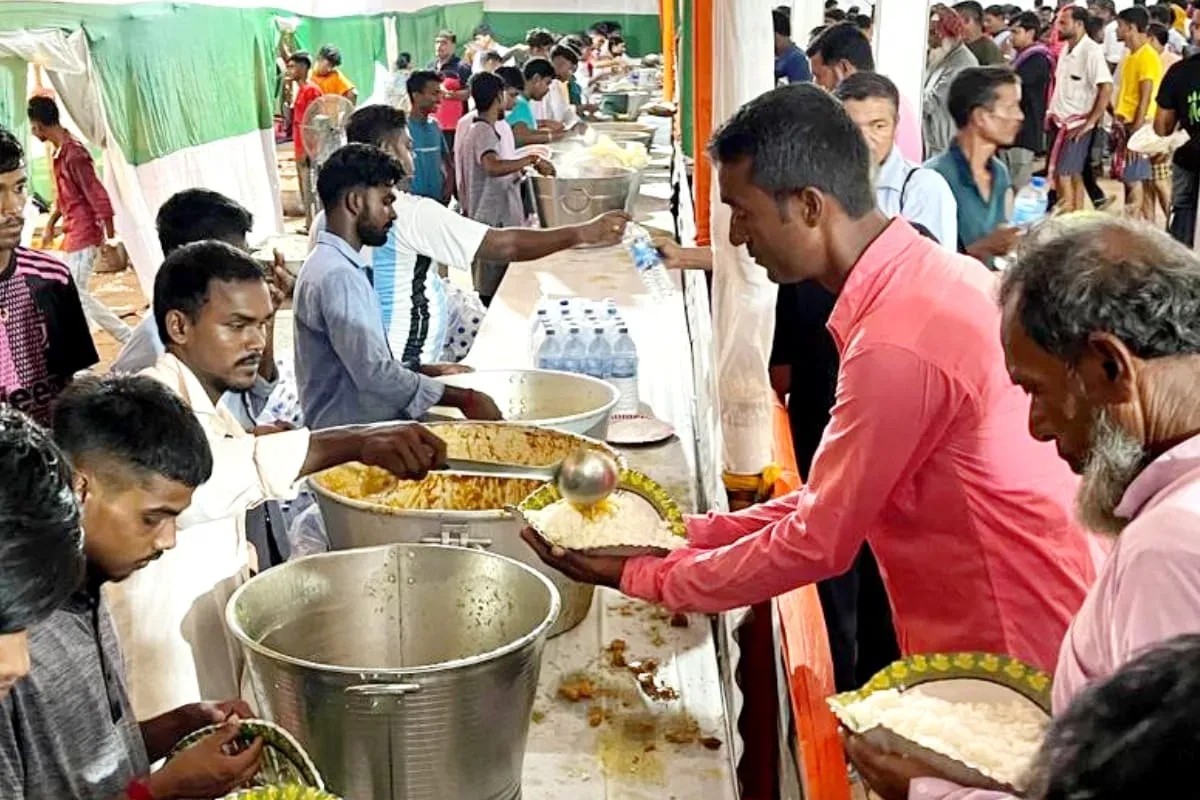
[344,682,422,697]
[561,186,593,214]
[420,524,494,549]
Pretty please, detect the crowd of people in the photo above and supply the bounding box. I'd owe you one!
[5,4,1200,799]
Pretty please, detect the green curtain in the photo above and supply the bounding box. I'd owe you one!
[0,57,28,144]
[394,2,483,70]
[296,14,387,98]
[679,0,693,157]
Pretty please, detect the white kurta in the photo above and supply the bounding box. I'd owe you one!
[105,353,310,719]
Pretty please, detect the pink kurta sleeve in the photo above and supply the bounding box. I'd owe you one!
[910,778,1014,800]
[621,344,964,612]
[685,491,803,550]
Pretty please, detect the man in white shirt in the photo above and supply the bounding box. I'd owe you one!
[1090,0,1126,70]
[835,72,959,248]
[109,240,447,718]
[1049,6,1114,211]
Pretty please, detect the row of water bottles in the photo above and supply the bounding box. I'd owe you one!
[531,298,639,415]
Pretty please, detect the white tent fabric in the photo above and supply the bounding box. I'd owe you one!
[709,0,776,476]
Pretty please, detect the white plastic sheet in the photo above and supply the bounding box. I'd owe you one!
[709,0,777,476]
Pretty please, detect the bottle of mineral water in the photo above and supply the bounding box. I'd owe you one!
[624,223,674,299]
[536,329,564,371]
[609,327,639,414]
[585,326,612,379]
[1011,176,1049,230]
[561,326,586,374]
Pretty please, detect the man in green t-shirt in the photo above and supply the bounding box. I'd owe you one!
[506,58,559,146]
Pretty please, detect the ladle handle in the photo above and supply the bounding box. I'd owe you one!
[344,683,422,697]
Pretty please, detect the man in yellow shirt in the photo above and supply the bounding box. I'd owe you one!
[1114,7,1163,219]
[311,44,357,104]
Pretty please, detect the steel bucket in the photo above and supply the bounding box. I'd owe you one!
[226,544,560,800]
[430,369,619,439]
[532,166,640,229]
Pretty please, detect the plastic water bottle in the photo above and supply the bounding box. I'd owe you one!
[585,326,612,379]
[609,327,639,414]
[561,327,586,374]
[624,224,674,299]
[1011,177,1049,230]
[530,308,549,338]
[536,329,564,371]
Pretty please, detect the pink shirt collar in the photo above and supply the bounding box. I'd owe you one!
[1116,432,1200,520]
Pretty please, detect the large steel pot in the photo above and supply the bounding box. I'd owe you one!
[430,369,618,438]
[588,122,657,151]
[532,166,640,229]
[227,544,559,800]
[310,422,620,637]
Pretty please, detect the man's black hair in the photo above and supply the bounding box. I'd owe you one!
[436,29,457,44]
[1064,6,1090,26]
[825,8,847,22]
[0,127,22,174]
[1148,21,1170,46]
[1117,6,1150,31]
[317,44,343,66]
[473,23,494,38]
[26,96,60,128]
[807,21,875,70]
[551,43,581,66]
[152,239,268,347]
[345,104,408,148]
[833,71,901,113]
[708,83,874,218]
[524,57,556,82]
[406,70,442,99]
[953,0,985,25]
[1025,634,1200,799]
[481,50,503,66]
[851,14,872,31]
[496,66,525,92]
[470,71,506,114]
[287,50,312,70]
[947,65,1019,128]
[316,143,403,212]
[155,189,253,257]
[773,8,793,38]
[1012,10,1042,34]
[607,33,625,49]
[1148,4,1173,26]
[526,28,556,49]
[984,4,1007,18]
[1084,11,1105,39]
[396,52,412,70]
[54,374,213,490]
[0,406,83,635]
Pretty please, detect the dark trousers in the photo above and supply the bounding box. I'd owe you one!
[1170,162,1198,247]
[1082,126,1106,205]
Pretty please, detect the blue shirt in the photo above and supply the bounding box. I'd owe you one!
[875,146,959,250]
[925,141,1010,261]
[293,231,445,429]
[774,43,811,84]
[508,95,537,132]
[408,115,447,201]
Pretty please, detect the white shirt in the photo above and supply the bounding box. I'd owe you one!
[875,145,958,251]
[1049,35,1114,121]
[531,79,579,129]
[309,194,488,364]
[105,353,310,718]
[1103,19,1128,65]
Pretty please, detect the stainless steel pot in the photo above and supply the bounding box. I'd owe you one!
[310,423,619,637]
[430,369,619,438]
[532,166,640,229]
[598,90,650,119]
[588,122,658,151]
[227,544,559,800]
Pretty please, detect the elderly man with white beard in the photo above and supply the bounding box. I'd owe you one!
[847,215,1200,800]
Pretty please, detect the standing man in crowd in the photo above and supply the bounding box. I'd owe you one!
[287,51,324,230]
[1156,41,1200,246]
[27,96,131,345]
[1007,11,1054,191]
[0,127,97,426]
[1114,6,1163,220]
[1090,0,1125,72]
[924,4,980,158]
[807,22,924,162]
[955,1,1005,65]
[1048,6,1113,212]
[926,66,1023,265]
[430,31,471,154]
[311,45,357,104]
[984,5,1013,55]
[774,7,812,84]
[526,84,1096,674]
[508,59,559,146]
[506,28,555,70]
[406,70,453,205]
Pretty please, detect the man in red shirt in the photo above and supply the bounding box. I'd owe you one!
[287,52,324,231]
[27,95,130,345]
[0,126,98,426]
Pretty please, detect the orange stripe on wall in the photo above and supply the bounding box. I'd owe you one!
[692,0,713,246]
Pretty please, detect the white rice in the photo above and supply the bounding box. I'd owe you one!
[526,491,684,551]
[843,688,1047,788]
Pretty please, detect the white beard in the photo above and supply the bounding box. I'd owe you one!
[1077,408,1148,535]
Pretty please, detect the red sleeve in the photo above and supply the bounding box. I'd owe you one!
[293,87,320,157]
[65,147,113,223]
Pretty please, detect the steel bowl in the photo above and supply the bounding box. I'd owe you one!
[431,369,619,439]
[588,121,658,151]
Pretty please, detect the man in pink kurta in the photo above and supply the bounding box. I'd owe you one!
[524,83,1095,673]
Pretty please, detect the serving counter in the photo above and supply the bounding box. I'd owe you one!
[463,235,737,797]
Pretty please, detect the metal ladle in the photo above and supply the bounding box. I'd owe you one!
[441,447,620,506]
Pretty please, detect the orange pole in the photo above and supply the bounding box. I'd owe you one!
[660,0,676,103]
[692,0,713,247]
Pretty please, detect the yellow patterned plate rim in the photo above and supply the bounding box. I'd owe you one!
[515,468,688,541]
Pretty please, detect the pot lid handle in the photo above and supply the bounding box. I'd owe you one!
[344,683,422,697]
